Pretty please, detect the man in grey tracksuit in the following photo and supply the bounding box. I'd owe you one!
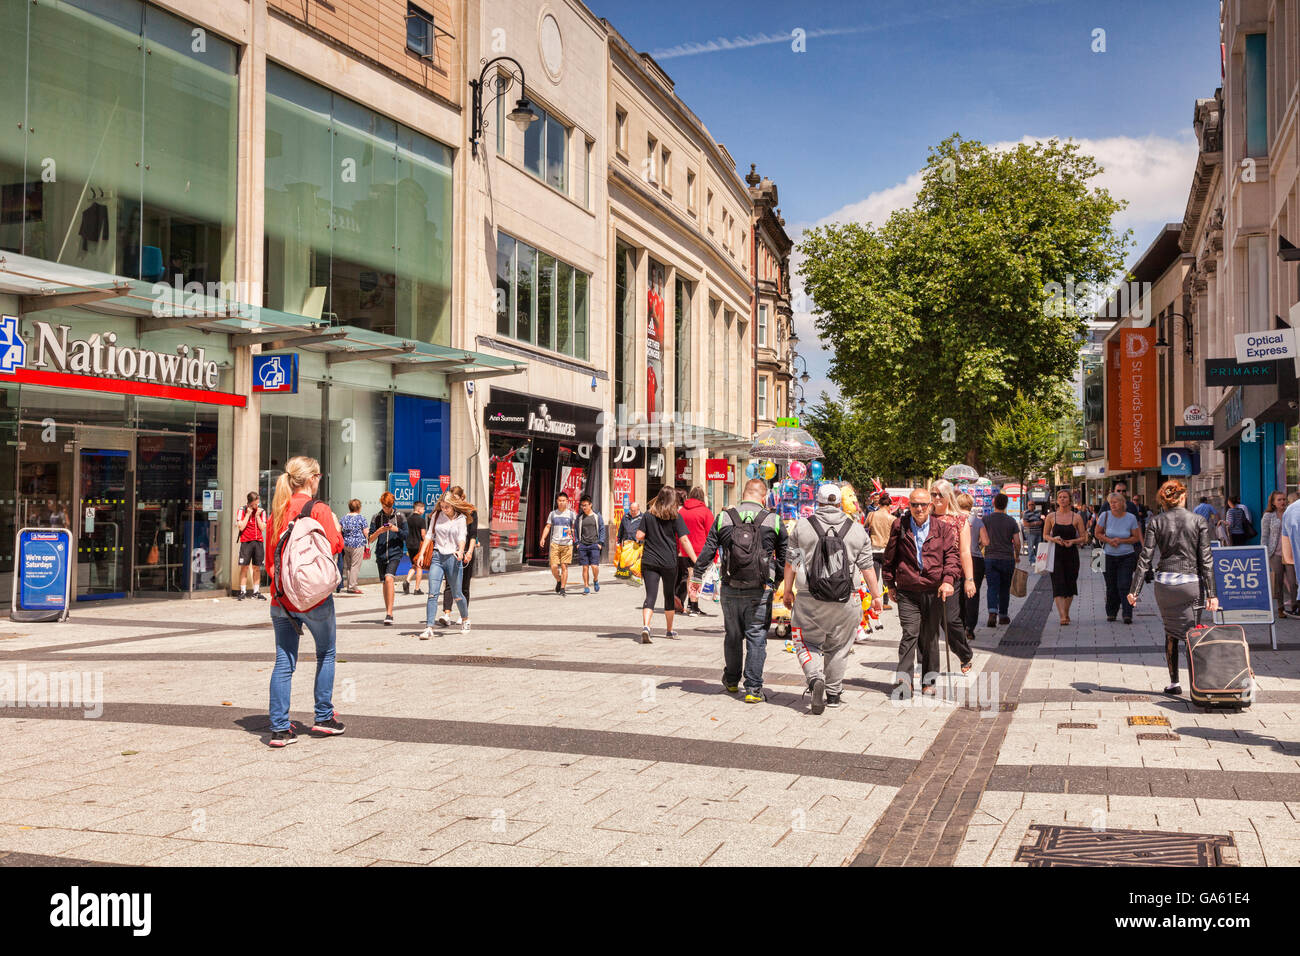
[783,483,881,714]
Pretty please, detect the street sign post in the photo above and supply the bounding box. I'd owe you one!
[1211,544,1276,648]
[11,527,73,623]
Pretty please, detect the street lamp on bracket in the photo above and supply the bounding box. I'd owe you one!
[469,56,538,159]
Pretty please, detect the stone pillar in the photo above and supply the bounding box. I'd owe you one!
[228,0,267,591]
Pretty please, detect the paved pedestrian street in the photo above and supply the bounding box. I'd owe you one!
[1,560,1298,867]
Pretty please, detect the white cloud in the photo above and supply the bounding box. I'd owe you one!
[650,26,872,60]
[787,133,1199,402]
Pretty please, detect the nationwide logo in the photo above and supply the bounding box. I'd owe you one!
[0,315,25,373]
[257,356,286,390]
[0,319,219,389]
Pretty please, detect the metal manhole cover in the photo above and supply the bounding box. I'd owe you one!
[1015,825,1237,867]
[1128,715,1171,726]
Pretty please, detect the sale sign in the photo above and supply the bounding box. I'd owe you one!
[612,468,634,507]
[560,466,586,501]
[490,461,523,531]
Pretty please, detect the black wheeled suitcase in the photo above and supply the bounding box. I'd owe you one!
[1185,624,1255,710]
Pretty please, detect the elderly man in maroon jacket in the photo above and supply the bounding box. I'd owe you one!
[882,487,963,697]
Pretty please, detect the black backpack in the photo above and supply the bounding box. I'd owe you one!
[806,514,854,603]
[723,508,770,589]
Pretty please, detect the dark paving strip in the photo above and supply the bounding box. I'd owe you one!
[0,650,903,694]
[0,850,122,867]
[852,574,1056,867]
[986,764,1300,801]
[0,702,918,787]
[1017,686,1300,704]
[1031,642,1300,654]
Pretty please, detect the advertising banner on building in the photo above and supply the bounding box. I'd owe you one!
[11,527,73,622]
[611,469,634,508]
[1111,328,1157,471]
[560,466,587,502]
[705,458,729,482]
[490,462,523,531]
[647,261,666,423]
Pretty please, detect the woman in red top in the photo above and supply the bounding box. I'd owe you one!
[677,486,714,615]
[266,455,346,748]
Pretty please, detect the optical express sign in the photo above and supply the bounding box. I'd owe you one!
[0,316,245,408]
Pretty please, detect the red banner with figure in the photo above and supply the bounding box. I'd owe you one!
[647,260,665,423]
[491,462,523,531]
[560,466,587,502]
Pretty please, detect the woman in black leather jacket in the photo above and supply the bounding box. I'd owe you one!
[1128,479,1220,696]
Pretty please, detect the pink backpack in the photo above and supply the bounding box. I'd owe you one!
[272,498,340,610]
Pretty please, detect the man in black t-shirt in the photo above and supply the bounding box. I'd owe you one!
[404,500,427,595]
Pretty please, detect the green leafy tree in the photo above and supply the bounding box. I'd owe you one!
[983,390,1066,500]
[798,134,1129,477]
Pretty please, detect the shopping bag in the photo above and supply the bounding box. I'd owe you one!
[700,562,720,595]
[629,542,644,583]
[1034,542,1054,574]
[1090,548,1104,573]
[1010,565,1028,598]
[614,541,631,579]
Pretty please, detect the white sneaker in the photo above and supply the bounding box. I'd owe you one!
[461,620,471,632]
[419,626,435,640]
[436,612,451,626]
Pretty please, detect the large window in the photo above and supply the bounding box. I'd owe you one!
[614,242,635,420]
[519,102,568,194]
[1244,34,1268,157]
[1,0,237,285]
[758,376,768,421]
[675,277,691,416]
[758,304,768,348]
[264,64,453,344]
[494,232,589,359]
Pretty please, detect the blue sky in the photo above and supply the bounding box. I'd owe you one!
[590,0,1224,401]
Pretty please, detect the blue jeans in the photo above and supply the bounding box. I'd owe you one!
[721,585,769,692]
[1103,551,1137,620]
[426,552,466,623]
[269,599,338,732]
[985,558,1015,615]
[1024,530,1042,558]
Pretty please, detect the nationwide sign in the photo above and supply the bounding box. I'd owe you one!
[0,316,245,407]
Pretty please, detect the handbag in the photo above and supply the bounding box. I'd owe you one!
[145,531,159,566]
[1010,565,1028,598]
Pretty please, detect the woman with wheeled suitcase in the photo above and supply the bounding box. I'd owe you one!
[1127,479,1220,696]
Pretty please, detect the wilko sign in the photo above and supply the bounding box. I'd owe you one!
[704,458,729,482]
[491,461,523,531]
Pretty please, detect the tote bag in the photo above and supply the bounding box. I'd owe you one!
[1034,541,1055,574]
[1010,565,1028,598]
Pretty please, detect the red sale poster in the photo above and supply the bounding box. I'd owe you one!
[491,461,523,531]
[560,466,587,502]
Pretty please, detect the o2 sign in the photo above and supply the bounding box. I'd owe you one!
[1160,447,1195,477]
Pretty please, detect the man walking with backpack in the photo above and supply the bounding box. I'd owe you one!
[690,477,787,703]
[782,483,881,714]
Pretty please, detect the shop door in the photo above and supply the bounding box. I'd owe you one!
[75,428,134,601]
[525,440,557,563]
[134,432,194,596]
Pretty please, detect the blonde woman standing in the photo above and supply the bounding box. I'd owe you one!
[930,479,977,673]
[265,456,346,748]
[417,495,471,636]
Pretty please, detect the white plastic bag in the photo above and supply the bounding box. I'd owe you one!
[1034,541,1055,574]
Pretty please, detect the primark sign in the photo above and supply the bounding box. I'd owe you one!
[3,318,220,389]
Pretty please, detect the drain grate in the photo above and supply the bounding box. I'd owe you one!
[1128,715,1171,727]
[1136,732,1181,741]
[1113,694,1152,702]
[1015,825,1237,867]
[1058,722,1097,729]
